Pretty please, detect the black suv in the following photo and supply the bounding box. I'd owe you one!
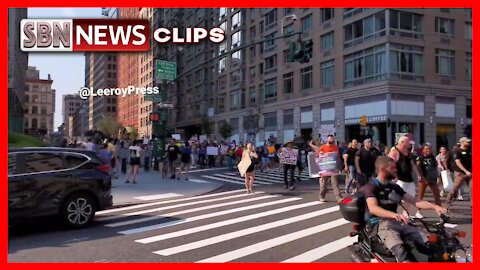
[8,147,113,228]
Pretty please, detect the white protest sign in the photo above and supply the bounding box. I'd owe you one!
[206,146,219,156]
[172,134,181,141]
[279,148,298,165]
[199,135,207,143]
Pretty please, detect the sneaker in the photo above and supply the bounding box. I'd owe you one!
[457,194,464,201]
[415,211,424,219]
[289,186,295,191]
[440,190,445,197]
[319,197,327,202]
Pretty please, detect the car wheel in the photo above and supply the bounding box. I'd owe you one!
[61,193,96,228]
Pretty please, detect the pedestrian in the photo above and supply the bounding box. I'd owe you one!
[235,143,244,164]
[85,138,95,151]
[120,141,128,174]
[177,142,192,181]
[126,140,142,184]
[107,138,118,179]
[355,138,380,187]
[343,139,358,194]
[198,143,207,169]
[241,143,258,193]
[415,144,442,218]
[388,136,423,217]
[226,144,235,171]
[446,137,472,206]
[167,139,180,179]
[98,143,111,166]
[219,141,227,166]
[309,135,343,203]
[207,141,217,167]
[436,146,449,197]
[259,146,270,172]
[280,142,296,191]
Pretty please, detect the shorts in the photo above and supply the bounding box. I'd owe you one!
[130,157,140,166]
[377,219,425,251]
[396,180,416,197]
[454,171,471,185]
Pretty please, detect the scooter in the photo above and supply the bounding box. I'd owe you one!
[339,191,472,262]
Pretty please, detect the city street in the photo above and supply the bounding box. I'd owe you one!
[8,168,472,262]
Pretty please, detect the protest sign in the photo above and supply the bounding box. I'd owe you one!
[307,152,320,178]
[279,148,298,165]
[206,146,219,156]
[316,152,339,176]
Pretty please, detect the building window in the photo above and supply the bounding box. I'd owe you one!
[344,8,363,18]
[218,95,226,112]
[301,66,312,90]
[302,14,312,32]
[465,22,472,40]
[232,11,242,30]
[344,44,387,86]
[389,10,423,38]
[250,26,256,40]
[231,31,242,48]
[231,69,244,84]
[41,95,47,103]
[284,8,294,16]
[218,57,226,73]
[230,89,245,110]
[264,32,277,51]
[231,50,243,65]
[219,8,227,19]
[40,118,47,129]
[249,87,256,104]
[321,60,335,87]
[41,106,47,115]
[219,41,227,54]
[33,95,38,103]
[249,67,256,80]
[283,72,294,94]
[466,52,472,81]
[435,17,455,36]
[250,8,256,21]
[321,8,334,22]
[219,21,227,32]
[265,55,277,71]
[249,47,256,61]
[435,49,455,77]
[389,43,424,81]
[264,78,277,101]
[321,31,334,50]
[283,24,294,35]
[265,9,277,29]
[344,11,385,48]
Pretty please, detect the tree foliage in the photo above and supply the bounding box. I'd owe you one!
[97,116,123,139]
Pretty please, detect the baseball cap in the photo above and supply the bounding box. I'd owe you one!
[363,138,372,144]
[459,137,471,143]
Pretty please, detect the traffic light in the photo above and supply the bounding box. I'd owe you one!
[303,40,313,62]
[287,42,297,62]
[294,41,305,63]
[150,113,160,122]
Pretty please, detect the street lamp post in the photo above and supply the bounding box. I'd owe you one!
[281,14,298,35]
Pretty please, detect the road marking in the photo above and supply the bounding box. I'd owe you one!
[134,200,317,243]
[97,189,245,215]
[203,175,259,186]
[187,179,209,183]
[133,193,183,201]
[212,174,273,185]
[97,192,260,222]
[196,218,350,262]
[282,236,356,262]
[105,194,276,227]
[154,205,340,256]
[224,173,284,184]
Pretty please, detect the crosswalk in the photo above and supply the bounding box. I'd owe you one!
[95,189,357,262]
[200,168,313,187]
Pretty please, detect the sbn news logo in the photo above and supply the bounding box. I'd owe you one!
[20,19,225,52]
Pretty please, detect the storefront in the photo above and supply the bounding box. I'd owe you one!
[300,106,313,140]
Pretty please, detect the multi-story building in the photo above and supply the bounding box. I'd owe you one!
[8,8,29,133]
[24,67,55,138]
[166,8,471,151]
[62,94,86,141]
[118,8,141,132]
[71,104,89,142]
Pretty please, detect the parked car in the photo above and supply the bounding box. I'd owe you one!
[8,147,113,228]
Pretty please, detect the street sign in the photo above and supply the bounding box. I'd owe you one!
[144,94,162,102]
[157,102,174,109]
[156,60,177,81]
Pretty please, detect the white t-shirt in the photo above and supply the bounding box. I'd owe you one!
[129,146,141,158]
[85,142,95,151]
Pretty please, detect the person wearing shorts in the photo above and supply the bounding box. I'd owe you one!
[416,144,442,218]
[127,141,142,184]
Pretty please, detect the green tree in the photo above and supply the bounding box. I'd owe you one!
[97,116,123,139]
[218,121,233,140]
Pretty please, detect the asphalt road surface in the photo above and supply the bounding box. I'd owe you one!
[8,168,472,262]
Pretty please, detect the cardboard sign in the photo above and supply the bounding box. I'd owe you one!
[316,152,339,176]
[206,146,219,156]
[279,148,298,165]
[307,152,320,178]
[267,146,276,154]
[219,145,228,155]
[172,134,181,141]
[199,135,207,143]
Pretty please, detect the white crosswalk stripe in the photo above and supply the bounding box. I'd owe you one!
[200,170,314,187]
[97,189,359,262]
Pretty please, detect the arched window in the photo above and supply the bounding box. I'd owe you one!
[31,118,38,129]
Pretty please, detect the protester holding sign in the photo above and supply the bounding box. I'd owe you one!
[309,135,343,202]
[280,142,297,191]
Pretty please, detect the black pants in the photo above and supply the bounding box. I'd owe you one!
[121,158,127,174]
[144,157,150,171]
[283,164,295,187]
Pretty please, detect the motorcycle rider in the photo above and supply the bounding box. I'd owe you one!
[362,156,447,262]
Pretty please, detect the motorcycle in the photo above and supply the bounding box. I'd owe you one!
[339,191,472,262]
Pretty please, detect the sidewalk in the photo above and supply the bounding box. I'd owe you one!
[110,169,223,206]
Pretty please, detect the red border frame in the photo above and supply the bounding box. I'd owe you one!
[2,1,477,270]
